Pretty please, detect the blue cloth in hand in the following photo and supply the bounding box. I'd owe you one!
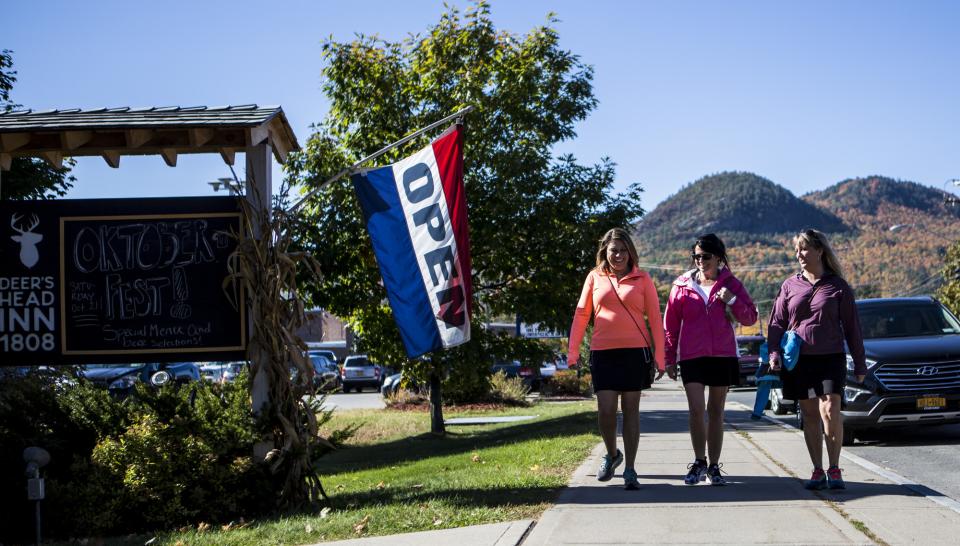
[781,330,801,371]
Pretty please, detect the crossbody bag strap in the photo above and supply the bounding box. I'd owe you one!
[606,275,653,349]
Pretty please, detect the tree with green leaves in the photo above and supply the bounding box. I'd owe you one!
[1,49,75,200]
[938,240,960,316]
[287,2,644,430]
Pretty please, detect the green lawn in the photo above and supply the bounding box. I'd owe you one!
[112,401,598,545]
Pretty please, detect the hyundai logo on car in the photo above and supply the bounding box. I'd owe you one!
[916,365,939,376]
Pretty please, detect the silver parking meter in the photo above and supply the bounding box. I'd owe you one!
[24,446,50,545]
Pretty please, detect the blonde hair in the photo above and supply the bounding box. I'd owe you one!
[595,228,640,273]
[795,229,843,278]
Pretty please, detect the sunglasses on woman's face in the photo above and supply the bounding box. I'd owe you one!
[692,253,714,261]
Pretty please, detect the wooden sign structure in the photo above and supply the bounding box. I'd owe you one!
[0,197,245,365]
[0,105,299,411]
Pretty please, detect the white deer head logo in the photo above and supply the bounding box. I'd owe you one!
[11,213,43,269]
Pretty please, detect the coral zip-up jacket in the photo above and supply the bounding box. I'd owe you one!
[568,267,666,371]
[663,268,758,367]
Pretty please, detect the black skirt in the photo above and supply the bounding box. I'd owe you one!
[679,356,740,387]
[590,348,653,392]
[780,352,846,401]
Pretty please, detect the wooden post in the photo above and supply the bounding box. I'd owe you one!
[429,371,445,435]
[246,142,273,459]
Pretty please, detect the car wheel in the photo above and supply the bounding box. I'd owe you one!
[842,426,856,446]
[770,389,788,415]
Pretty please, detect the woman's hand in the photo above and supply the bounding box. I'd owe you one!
[716,287,734,303]
[666,364,678,381]
[769,352,782,372]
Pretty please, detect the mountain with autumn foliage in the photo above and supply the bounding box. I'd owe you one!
[633,173,960,322]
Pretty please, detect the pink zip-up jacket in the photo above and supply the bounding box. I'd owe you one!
[663,267,758,367]
[568,267,666,371]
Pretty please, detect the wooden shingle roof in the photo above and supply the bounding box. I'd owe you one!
[0,104,300,170]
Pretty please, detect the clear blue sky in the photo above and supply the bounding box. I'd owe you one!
[4,0,959,210]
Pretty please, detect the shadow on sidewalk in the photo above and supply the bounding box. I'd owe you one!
[554,474,926,505]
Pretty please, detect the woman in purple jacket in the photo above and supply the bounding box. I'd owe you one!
[664,234,758,486]
[768,229,866,490]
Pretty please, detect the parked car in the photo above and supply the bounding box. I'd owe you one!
[198,361,246,383]
[736,335,765,386]
[81,362,200,396]
[491,359,541,390]
[797,296,960,445]
[309,349,339,366]
[310,354,342,392]
[768,383,798,415]
[380,372,403,397]
[340,355,383,392]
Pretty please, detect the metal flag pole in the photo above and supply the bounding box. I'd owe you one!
[288,105,475,214]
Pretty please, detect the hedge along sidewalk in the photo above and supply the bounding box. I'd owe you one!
[131,401,598,546]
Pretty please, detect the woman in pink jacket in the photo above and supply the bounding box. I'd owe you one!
[568,227,665,491]
[664,233,757,486]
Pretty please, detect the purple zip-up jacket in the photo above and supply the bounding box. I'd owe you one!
[767,273,867,375]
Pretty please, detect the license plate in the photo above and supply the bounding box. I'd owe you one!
[916,395,946,411]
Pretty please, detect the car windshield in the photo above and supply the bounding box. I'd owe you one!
[310,356,335,370]
[858,302,960,339]
[344,357,370,368]
[738,339,763,355]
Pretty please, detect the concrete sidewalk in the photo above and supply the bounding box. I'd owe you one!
[322,387,960,545]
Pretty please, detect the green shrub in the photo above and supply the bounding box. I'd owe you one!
[544,370,594,397]
[488,370,531,406]
[0,369,309,541]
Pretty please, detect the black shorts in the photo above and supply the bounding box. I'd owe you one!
[679,356,740,387]
[589,348,653,392]
[780,352,846,401]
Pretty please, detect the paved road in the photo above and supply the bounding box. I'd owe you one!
[727,387,960,504]
[315,391,385,411]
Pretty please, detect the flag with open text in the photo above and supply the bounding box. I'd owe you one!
[351,125,472,357]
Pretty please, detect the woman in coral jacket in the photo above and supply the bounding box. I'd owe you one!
[568,227,666,491]
[664,233,757,486]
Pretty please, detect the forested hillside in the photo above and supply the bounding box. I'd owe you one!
[633,173,960,326]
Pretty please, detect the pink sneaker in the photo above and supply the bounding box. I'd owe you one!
[827,466,845,489]
[805,468,826,490]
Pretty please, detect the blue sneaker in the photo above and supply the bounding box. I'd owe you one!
[623,467,640,490]
[827,466,845,489]
[684,459,708,485]
[597,449,623,482]
[805,468,827,490]
[706,463,727,486]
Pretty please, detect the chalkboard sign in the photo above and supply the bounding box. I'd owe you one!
[0,197,246,366]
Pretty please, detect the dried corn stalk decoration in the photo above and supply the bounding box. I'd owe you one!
[224,178,334,510]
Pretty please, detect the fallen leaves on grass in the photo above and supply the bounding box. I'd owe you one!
[320,507,332,518]
[375,481,386,490]
[305,523,313,534]
[433,518,443,526]
[529,464,541,472]
[196,522,211,533]
[411,483,424,489]
[354,515,371,535]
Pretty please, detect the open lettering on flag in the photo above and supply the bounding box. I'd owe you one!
[351,125,472,357]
